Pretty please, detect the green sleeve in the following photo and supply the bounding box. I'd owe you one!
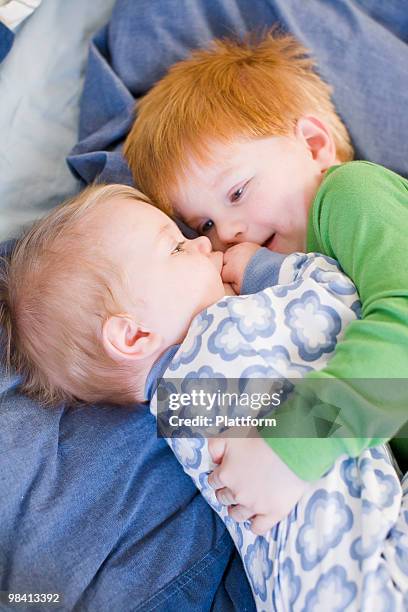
[260,161,408,480]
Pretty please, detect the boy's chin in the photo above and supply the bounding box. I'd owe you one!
[262,233,276,250]
[264,235,305,254]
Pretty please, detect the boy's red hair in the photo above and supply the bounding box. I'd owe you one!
[124,31,353,215]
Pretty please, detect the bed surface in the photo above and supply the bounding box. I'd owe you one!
[0,0,115,241]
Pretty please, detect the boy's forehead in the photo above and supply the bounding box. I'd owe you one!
[170,138,251,211]
[189,137,245,170]
[176,134,292,194]
[178,136,260,188]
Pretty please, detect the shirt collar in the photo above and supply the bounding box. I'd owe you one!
[144,344,180,402]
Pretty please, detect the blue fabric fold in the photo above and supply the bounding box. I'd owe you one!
[68,0,408,189]
[0,22,14,63]
[67,32,135,185]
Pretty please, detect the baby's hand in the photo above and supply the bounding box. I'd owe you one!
[222,243,261,294]
[208,430,309,535]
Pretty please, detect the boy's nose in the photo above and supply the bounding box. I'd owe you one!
[216,221,246,249]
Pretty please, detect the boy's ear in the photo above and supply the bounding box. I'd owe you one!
[102,314,162,362]
[295,116,337,171]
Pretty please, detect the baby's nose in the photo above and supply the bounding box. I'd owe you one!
[191,236,212,255]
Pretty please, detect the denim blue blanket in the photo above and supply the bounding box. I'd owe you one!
[0,22,13,62]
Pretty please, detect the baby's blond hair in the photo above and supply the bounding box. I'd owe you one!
[125,30,353,215]
[0,184,152,407]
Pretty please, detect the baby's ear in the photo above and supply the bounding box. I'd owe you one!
[102,314,162,362]
[295,116,337,171]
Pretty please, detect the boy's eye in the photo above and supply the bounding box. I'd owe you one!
[200,220,214,234]
[229,179,250,203]
[230,186,244,203]
[172,240,186,254]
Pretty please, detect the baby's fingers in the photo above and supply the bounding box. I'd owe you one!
[207,465,225,490]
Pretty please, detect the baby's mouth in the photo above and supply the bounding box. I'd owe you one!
[209,250,224,273]
[262,234,276,250]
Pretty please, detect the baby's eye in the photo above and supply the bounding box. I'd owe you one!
[172,240,186,254]
[200,220,214,234]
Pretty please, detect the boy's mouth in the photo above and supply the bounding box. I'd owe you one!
[262,233,276,250]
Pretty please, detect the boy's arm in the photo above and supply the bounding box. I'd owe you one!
[241,249,287,294]
[261,162,408,480]
[240,248,321,294]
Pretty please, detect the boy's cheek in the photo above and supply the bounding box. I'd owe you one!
[207,233,229,253]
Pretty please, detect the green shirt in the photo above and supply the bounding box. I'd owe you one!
[261,161,408,479]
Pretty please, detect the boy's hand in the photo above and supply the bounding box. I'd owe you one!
[208,430,309,535]
[223,282,237,296]
[222,243,261,293]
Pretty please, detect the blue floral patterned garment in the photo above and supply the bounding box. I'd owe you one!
[151,252,408,610]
